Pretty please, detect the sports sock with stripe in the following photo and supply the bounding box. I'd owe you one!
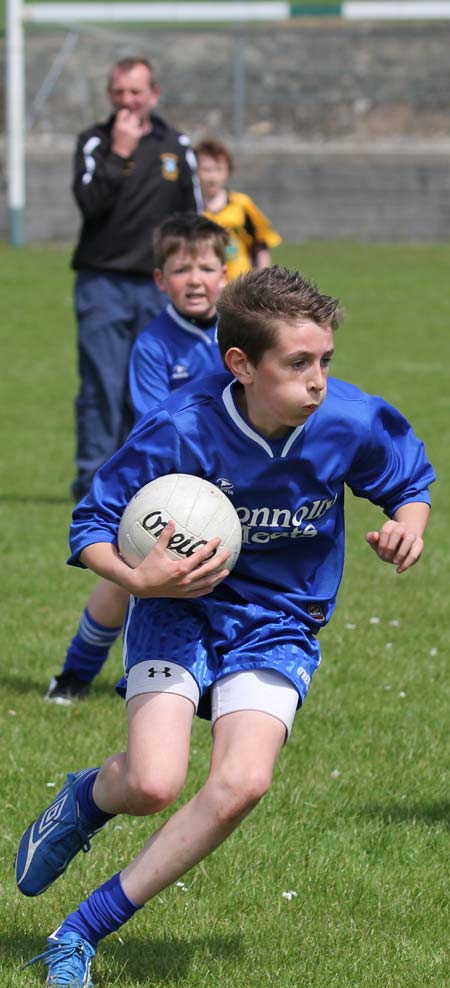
[62,608,122,683]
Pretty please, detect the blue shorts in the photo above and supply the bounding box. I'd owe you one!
[118,589,321,720]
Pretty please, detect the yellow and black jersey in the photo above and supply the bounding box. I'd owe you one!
[204,190,282,281]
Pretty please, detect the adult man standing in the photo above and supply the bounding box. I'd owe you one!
[71,57,201,501]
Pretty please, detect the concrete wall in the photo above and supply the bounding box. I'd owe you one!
[2,136,450,244]
[1,21,450,242]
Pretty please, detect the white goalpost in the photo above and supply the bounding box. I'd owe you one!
[6,0,450,245]
[5,1,288,245]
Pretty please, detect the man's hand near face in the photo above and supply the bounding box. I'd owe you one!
[111,109,148,158]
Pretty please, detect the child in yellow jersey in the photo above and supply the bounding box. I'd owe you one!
[195,138,282,281]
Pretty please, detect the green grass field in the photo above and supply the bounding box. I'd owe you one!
[1,239,449,988]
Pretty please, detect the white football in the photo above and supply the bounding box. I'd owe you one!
[118,473,242,571]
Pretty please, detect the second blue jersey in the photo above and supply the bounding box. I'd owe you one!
[129,303,225,420]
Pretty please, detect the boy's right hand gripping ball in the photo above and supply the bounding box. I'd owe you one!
[118,473,242,571]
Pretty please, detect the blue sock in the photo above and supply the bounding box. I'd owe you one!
[55,873,142,947]
[75,768,115,829]
[63,609,122,683]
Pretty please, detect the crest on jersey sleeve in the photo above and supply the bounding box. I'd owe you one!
[215,477,235,496]
[307,603,325,623]
[160,153,179,181]
[171,363,189,382]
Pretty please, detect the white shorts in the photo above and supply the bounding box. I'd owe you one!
[125,661,299,738]
[126,660,200,710]
[212,668,299,738]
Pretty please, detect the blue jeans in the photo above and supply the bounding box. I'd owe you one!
[72,270,166,501]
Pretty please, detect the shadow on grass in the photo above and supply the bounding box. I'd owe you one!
[4,932,243,985]
[4,672,121,699]
[364,800,450,828]
[0,495,73,505]
[4,673,54,696]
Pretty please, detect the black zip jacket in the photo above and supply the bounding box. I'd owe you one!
[71,113,201,277]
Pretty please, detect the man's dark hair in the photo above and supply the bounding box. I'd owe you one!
[108,57,157,89]
[153,213,229,268]
[218,265,342,366]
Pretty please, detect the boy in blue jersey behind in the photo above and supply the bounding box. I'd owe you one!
[46,213,228,704]
[17,266,434,987]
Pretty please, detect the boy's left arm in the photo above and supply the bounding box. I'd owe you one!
[243,194,282,264]
[254,246,271,268]
[366,501,430,574]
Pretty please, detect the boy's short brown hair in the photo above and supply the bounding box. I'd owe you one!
[153,213,229,269]
[194,139,234,174]
[218,265,342,366]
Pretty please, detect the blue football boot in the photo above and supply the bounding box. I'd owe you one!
[23,931,96,987]
[15,767,104,896]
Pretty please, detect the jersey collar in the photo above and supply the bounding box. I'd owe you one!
[167,303,217,344]
[221,381,305,459]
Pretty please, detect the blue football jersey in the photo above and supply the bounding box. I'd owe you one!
[129,303,225,420]
[69,373,435,629]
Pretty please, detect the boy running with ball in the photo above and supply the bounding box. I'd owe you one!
[17,266,434,987]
